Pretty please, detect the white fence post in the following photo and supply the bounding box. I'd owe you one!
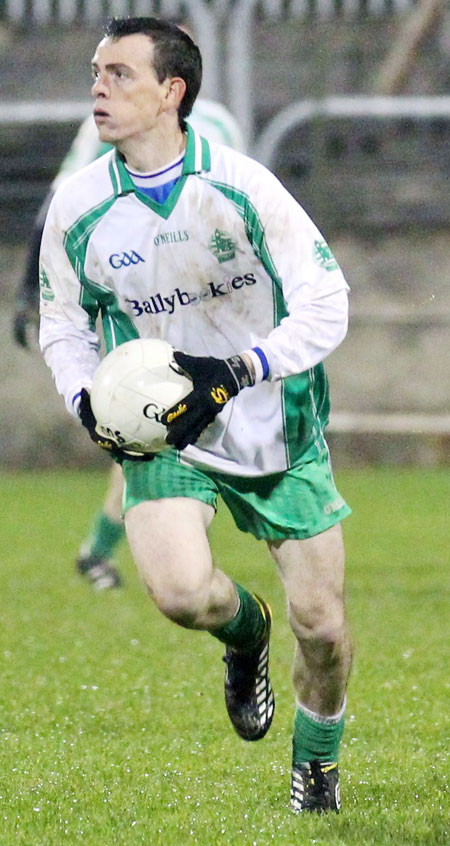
[58,0,78,24]
[5,0,27,22]
[32,0,52,23]
[187,1,221,103]
[226,0,258,151]
[106,0,131,16]
[158,0,183,16]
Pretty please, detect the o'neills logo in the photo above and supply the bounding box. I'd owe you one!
[154,230,189,247]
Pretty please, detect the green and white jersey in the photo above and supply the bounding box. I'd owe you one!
[40,126,349,477]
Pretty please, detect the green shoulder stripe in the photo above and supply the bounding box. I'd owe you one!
[203,177,286,333]
[63,196,138,348]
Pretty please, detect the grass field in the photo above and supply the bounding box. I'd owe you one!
[1,467,449,845]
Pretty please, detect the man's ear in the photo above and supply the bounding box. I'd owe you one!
[163,77,186,112]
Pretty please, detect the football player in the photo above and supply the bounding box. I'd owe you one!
[39,16,352,814]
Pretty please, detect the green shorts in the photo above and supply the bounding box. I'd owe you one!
[122,447,350,541]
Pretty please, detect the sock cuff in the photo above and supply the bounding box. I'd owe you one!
[293,697,346,764]
[209,582,265,649]
[295,695,346,726]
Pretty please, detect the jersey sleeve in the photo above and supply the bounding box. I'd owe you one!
[240,166,350,381]
[39,190,101,416]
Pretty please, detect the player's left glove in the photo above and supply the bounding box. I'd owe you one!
[78,388,155,462]
[161,350,254,451]
[13,303,38,349]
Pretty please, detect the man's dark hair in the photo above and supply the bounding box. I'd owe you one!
[104,17,202,130]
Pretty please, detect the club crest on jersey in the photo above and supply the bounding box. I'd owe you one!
[39,268,55,301]
[208,229,236,263]
[313,240,339,272]
[109,250,145,269]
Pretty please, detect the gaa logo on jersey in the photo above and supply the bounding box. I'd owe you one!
[109,250,145,269]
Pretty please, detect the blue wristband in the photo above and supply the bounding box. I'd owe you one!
[252,347,269,380]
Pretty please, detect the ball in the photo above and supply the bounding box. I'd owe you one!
[90,338,192,454]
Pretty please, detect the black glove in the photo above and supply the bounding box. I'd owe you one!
[161,350,254,451]
[13,304,38,349]
[78,389,155,462]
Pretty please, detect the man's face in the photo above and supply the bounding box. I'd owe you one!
[91,34,170,144]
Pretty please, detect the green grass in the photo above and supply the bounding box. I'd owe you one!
[1,468,449,845]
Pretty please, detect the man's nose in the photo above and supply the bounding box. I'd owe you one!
[91,75,109,97]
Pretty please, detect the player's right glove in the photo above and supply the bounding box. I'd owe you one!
[78,389,155,462]
[161,350,254,450]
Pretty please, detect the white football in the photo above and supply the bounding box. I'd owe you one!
[90,338,192,454]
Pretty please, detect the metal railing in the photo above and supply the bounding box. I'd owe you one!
[1,0,419,25]
[255,95,450,167]
[329,412,450,434]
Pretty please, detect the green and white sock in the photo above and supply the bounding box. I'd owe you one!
[293,697,346,765]
[84,511,125,560]
[209,583,267,652]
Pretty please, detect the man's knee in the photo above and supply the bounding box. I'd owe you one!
[152,582,209,628]
[288,597,348,656]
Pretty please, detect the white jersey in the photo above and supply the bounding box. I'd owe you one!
[52,99,244,190]
[40,126,349,477]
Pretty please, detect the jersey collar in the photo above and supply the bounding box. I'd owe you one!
[108,124,211,198]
